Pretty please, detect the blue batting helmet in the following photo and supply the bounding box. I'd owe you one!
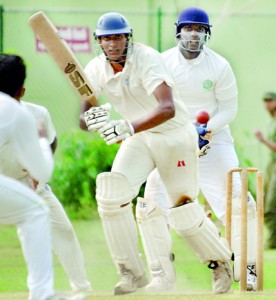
[176,7,211,36]
[94,12,132,37]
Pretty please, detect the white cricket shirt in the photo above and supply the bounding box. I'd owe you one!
[162,46,238,133]
[85,42,190,132]
[21,101,56,145]
[0,92,53,181]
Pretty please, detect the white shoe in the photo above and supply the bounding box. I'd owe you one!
[114,271,148,295]
[212,261,233,294]
[71,294,87,300]
[136,273,149,288]
[69,295,87,300]
[145,274,175,293]
[47,295,87,300]
[246,265,257,291]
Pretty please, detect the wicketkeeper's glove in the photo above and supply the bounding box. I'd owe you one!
[195,123,212,157]
[99,120,134,145]
[84,103,112,132]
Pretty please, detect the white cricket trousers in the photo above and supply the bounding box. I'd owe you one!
[0,174,54,300]
[112,123,199,206]
[145,126,241,223]
[198,127,241,223]
[36,183,91,292]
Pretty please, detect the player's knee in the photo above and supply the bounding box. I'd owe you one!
[96,172,135,215]
[169,202,205,235]
[136,197,164,222]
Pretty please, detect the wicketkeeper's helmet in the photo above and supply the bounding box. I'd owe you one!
[175,7,211,36]
[94,12,132,38]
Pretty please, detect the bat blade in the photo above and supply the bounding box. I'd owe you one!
[28,11,98,106]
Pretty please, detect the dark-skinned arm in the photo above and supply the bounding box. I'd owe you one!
[131,81,175,133]
[79,100,93,131]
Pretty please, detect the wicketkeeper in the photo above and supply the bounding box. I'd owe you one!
[145,6,259,291]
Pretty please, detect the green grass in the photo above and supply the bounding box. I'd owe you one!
[1,292,276,300]
[0,219,276,299]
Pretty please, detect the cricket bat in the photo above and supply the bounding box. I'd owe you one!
[28,11,98,106]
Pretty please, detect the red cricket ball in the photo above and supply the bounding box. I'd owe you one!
[195,110,210,124]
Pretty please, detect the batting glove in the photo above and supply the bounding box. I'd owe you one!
[84,103,112,132]
[195,123,212,156]
[99,120,134,145]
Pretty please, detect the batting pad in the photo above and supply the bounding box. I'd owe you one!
[96,172,135,209]
[136,197,176,282]
[96,172,145,278]
[231,193,257,281]
[169,202,232,263]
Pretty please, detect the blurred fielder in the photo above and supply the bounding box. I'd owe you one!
[145,7,259,291]
[15,99,92,295]
[80,12,233,295]
[0,54,86,300]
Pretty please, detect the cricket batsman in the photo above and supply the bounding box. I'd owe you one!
[80,12,233,295]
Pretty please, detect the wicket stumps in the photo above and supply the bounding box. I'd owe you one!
[225,167,264,291]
